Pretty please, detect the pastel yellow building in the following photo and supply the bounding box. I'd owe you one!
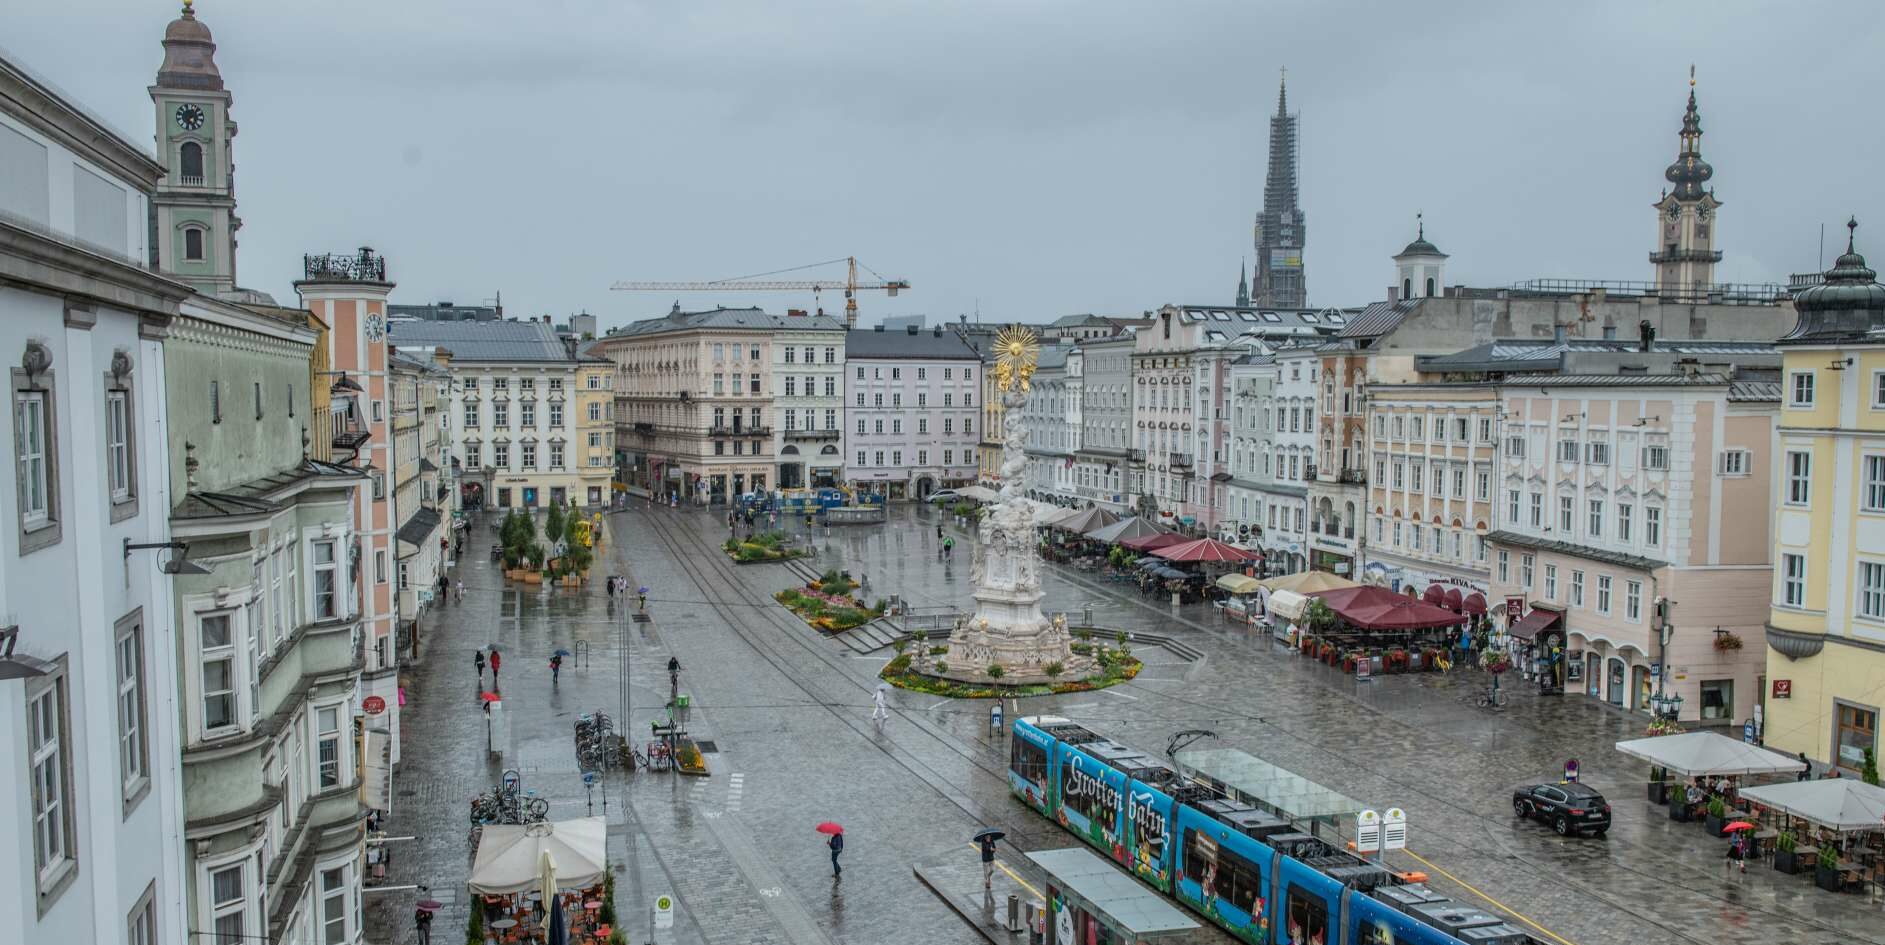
[1765,223,1885,774]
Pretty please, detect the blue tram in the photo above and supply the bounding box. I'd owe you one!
[1010,716,1534,945]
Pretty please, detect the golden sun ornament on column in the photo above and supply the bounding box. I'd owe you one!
[991,325,1040,393]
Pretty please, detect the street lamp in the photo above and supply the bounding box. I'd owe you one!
[124,539,212,575]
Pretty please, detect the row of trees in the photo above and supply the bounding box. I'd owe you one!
[497,501,595,580]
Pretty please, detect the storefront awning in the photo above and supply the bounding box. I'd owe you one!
[1507,607,1564,642]
[1265,589,1309,622]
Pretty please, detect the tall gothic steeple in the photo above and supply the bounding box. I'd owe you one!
[1235,259,1250,307]
[1650,66,1722,295]
[150,0,241,296]
[1252,68,1305,308]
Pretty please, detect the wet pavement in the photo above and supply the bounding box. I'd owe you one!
[368,503,1883,945]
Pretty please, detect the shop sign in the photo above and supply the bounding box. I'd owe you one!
[362,695,387,716]
[1772,679,1792,699]
[1504,595,1526,619]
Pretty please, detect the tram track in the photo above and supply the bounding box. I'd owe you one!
[634,510,1066,850]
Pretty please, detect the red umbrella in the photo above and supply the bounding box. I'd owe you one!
[1308,586,1463,631]
[480,691,502,703]
[1723,821,1756,832]
[1151,538,1258,563]
[814,821,844,835]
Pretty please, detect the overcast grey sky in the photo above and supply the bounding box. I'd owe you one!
[11,1,1882,330]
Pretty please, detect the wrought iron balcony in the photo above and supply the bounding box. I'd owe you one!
[633,421,656,434]
[1129,449,1146,462]
[1338,467,1367,485]
[332,425,370,451]
[1169,452,1193,468]
[785,427,842,440]
[302,246,387,282]
[709,425,771,437]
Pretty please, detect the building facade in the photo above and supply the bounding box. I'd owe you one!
[769,312,846,490]
[388,350,450,653]
[844,325,982,499]
[1763,225,1885,774]
[392,317,611,511]
[1359,383,1497,609]
[1072,334,1134,511]
[0,51,193,945]
[1486,373,1777,722]
[1023,345,1077,505]
[147,1,238,296]
[575,356,615,504]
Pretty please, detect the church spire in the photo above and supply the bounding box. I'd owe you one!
[1665,64,1713,200]
[1236,259,1250,307]
[1650,67,1723,294]
[1252,67,1305,308]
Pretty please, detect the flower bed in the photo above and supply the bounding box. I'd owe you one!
[879,651,1143,699]
[723,532,809,563]
[775,572,885,633]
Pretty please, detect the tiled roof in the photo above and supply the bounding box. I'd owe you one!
[1486,530,1666,572]
[1338,299,1420,338]
[609,307,848,339]
[388,319,571,362]
[171,460,362,521]
[1728,380,1781,402]
[396,507,442,546]
[844,327,981,360]
[1174,305,1353,329]
[1502,372,1731,388]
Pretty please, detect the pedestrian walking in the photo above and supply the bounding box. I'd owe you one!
[828,829,844,877]
[414,907,433,945]
[1563,758,1580,782]
[872,685,889,724]
[456,579,465,603]
[668,656,681,703]
[936,523,944,541]
[1798,751,1813,781]
[944,537,954,559]
[437,574,449,604]
[1725,832,1747,873]
[474,649,486,684]
[489,648,502,687]
[979,834,997,890]
[550,654,563,685]
[638,587,648,611]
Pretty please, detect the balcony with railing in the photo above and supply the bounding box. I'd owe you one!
[301,246,388,283]
[180,174,205,187]
[1169,452,1193,468]
[1129,448,1146,462]
[785,426,842,440]
[710,425,772,437]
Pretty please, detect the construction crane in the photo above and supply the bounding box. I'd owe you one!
[611,256,910,329]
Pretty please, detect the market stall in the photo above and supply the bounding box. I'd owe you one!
[1294,585,1465,674]
[1083,515,1171,544]
[1738,778,1885,890]
[1257,570,1358,595]
[1119,531,1186,553]
[1215,573,1265,624]
[469,818,613,943]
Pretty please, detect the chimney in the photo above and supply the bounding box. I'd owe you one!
[541,315,550,324]
[873,324,885,332]
[933,327,943,337]
[1388,285,1400,303]
[1553,324,1566,343]
[1638,319,1655,352]
[1677,357,1700,378]
[906,325,918,335]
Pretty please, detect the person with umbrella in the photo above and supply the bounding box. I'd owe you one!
[549,651,564,685]
[817,822,844,877]
[474,648,486,686]
[489,646,502,688]
[638,586,648,611]
[1724,821,1755,873]
[974,828,1004,891]
[413,904,434,945]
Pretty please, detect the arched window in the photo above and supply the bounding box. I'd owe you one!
[1402,277,1412,298]
[179,141,204,182]
[182,226,205,261]
[1425,277,1436,297]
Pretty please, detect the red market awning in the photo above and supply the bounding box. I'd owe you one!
[1307,585,1465,632]
[1120,532,1187,552]
[1443,588,1464,612]
[1152,538,1260,563]
[1421,585,1446,606]
[1507,607,1564,642]
[1463,592,1488,615]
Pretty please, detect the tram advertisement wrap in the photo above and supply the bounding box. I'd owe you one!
[1057,746,1126,859]
[1126,784,1174,892]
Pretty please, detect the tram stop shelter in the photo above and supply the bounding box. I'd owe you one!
[1027,847,1200,945]
[1174,748,1366,841]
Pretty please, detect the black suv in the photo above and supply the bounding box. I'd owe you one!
[1512,781,1611,837]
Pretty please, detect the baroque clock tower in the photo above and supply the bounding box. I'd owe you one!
[1650,67,1721,296]
[150,0,239,296]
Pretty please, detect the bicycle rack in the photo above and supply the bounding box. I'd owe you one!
[573,640,590,670]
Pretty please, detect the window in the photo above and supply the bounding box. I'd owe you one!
[1520,554,1534,588]
[199,613,236,733]
[1836,703,1878,773]
[493,442,509,468]
[856,451,866,467]
[208,862,250,945]
[1789,371,1816,407]
[1614,502,1632,542]
[253,381,263,419]
[1587,438,1609,465]
[1558,435,1579,462]
[784,347,795,364]
[1866,456,1885,512]
[105,386,135,505]
[943,393,953,407]
[1596,575,1613,614]
[1286,887,1330,945]
[520,402,535,426]
[1409,462,1422,492]
[521,442,536,468]
[549,443,564,468]
[1392,462,1405,489]
[549,403,563,427]
[1559,495,1574,532]
[1644,444,1669,470]
[1544,564,1558,599]
[1476,470,1491,501]
[1626,580,1642,621]
[466,443,480,467]
[1452,468,1466,498]
[1570,570,1585,607]
[493,401,508,427]
[1720,449,1750,476]
[115,616,148,803]
[750,373,760,394]
[713,374,724,396]
[1644,506,1662,547]
[128,886,156,945]
[1588,499,1604,537]
[588,402,602,422]
[1454,417,1468,441]
[28,668,73,895]
[312,540,338,619]
[1843,561,1885,629]
[1507,490,1520,525]
[1505,431,1526,457]
[750,346,760,362]
[1786,450,1811,504]
[14,381,59,542]
[1529,492,1543,527]
[713,441,724,456]
[942,449,953,465]
[316,706,341,787]
[464,403,479,428]
[183,226,205,261]
[874,450,884,466]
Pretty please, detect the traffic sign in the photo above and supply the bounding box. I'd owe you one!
[654,894,675,929]
[362,695,387,716]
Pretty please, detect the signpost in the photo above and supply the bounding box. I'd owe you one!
[1383,808,1407,851]
[1356,809,1381,854]
[1772,679,1792,699]
[362,695,387,716]
[653,894,675,930]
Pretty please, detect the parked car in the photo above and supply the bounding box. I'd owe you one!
[1512,781,1611,837]
[926,489,962,503]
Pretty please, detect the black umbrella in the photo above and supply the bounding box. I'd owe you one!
[973,827,1005,842]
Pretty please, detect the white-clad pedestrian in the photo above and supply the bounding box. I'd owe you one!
[872,683,890,724]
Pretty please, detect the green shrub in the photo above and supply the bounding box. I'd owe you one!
[929,645,948,655]
[932,660,948,674]
[1819,846,1839,869]
[886,653,912,674]
[1864,747,1880,786]
[873,598,888,614]
[1707,795,1727,818]
[1044,661,1064,678]
[1776,830,1796,853]
[724,538,739,553]
[465,909,483,945]
[986,664,1005,679]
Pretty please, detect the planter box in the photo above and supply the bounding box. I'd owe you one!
[559,576,581,588]
[1647,782,1667,805]
[1669,801,1691,822]
[524,572,543,585]
[1704,813,1727,837]
[1774,850,1799,875]
[504,568,529,581]
[1816,865,1843,892]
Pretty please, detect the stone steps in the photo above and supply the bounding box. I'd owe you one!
[837,618,907,654]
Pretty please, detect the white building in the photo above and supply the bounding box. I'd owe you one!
[769,311,847,489]
[0,50,193,945]
[1024,345,1080,504]
[1266,347,1320,570]
[844,325,982,499]
[1072,334,1134,511]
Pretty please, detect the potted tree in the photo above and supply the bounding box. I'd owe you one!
[1647,766,1667,805]
[1704,795,1728,837]
[1773,831,1799,875]
[1815,845,1843,892]
[1669,783,1694,822]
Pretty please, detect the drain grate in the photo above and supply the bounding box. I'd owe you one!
[693,740,718,754]
[631,613,651,623]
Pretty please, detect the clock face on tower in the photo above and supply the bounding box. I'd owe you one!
[175,103,205,131]
[364,314,386,342]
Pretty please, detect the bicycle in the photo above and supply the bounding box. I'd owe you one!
[645,740,673,771]
[1475,688,1510,709]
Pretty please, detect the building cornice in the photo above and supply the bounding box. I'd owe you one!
[0,219,191,316]
[1,60,166,184]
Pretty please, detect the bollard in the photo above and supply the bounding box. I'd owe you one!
[1026,901,1045,944]
[1007,895,1022,932]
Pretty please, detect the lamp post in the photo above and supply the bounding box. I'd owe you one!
[1654,597,1676,710]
